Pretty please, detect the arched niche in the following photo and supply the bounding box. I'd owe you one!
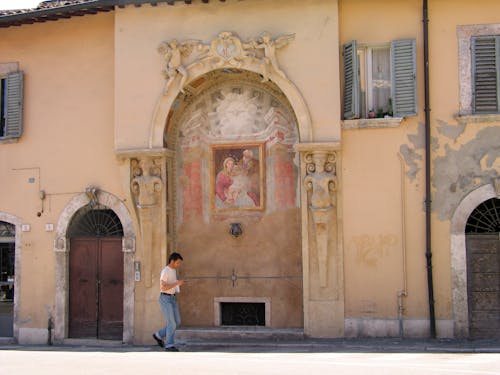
[160,68,304,329]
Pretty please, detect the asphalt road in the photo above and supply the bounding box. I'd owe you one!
[1,349,499,375]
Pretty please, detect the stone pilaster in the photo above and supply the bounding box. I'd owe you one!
[295,142,344,337]
[116,148,170,289]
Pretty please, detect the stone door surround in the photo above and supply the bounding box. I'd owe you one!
[53,190,135,343]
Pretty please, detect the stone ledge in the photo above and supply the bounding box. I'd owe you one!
[0,138,20,145]
[456,113,500,125]
[344,318,454,338]
[342,117,404,130]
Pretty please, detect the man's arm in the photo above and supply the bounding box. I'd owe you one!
[160,279,184,292]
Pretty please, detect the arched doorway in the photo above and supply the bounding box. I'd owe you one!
[165,69,303,328]
[465,197,499,339]
[0,221,15,337]
[53,190,135,344]
[67,204,124,340]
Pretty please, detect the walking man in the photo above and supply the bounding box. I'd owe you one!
[153,252,184,351]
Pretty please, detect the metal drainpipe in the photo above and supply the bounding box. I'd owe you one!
[397,153,408,339]
[423,0,437,339]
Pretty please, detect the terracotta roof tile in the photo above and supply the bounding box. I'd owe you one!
[0,1,98,16]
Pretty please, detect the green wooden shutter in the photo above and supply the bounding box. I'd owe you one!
[391,39,417,117]
[472,36,500,113]
[4,71,23,139]
[343,40,360,119]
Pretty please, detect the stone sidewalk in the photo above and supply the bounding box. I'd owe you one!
[1,337,499,353]
[181,337,500,353]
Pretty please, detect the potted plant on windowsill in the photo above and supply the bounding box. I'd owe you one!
[368,109,376,118]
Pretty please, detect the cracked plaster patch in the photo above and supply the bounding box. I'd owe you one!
[399,144,422,181]
[433,127,500,220]
[436,119,467,140]
[399,123,424,181]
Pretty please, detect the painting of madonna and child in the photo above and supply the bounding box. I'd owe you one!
[212,143,264,211]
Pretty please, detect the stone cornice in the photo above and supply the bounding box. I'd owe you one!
[295,142,341,153]
[115,147,173,159]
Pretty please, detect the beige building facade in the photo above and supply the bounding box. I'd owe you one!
[0,0,498,345]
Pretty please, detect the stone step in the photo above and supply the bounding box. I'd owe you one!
[0,337,15,345]
[61,338,124,347]
[176,327,304,341]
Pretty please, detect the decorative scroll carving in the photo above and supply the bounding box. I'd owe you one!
[54,236,66,252]
[85,186,98,207]
[122,236,136,253]
[494,176,500,198]
[158,31,295,94]
[303,150,338,288]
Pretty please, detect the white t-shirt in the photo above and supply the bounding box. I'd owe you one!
[160,265,180,294]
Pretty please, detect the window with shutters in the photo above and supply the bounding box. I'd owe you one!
[457,24,500,119]
[0,71,23,141]
[472,36,500,114]
[342,39,417,121]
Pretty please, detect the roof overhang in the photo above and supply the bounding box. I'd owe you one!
[0,0,223,28]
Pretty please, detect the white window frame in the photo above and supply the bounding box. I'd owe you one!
[458,23,500,117]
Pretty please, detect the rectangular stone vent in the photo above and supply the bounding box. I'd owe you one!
[220,302,265,326]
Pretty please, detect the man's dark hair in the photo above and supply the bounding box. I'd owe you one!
[168,252,183,264]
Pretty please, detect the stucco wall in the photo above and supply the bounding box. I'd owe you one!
[428,0,500,337]
[340,0,499,337]
[0,12,119,339]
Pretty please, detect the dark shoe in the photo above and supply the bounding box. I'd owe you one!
[152,333,164,348]
[164,346,179,352]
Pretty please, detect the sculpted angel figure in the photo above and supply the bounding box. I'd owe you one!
[252,33,295,82]
[158,39,201,93]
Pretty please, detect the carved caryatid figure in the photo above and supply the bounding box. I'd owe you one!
[304,151,338,288]
[130,157,164,288]
[130,158,163,208]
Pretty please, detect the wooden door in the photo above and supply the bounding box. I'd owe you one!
[466,234,500,338]
[98,238,124,339]
[69,237,123,340]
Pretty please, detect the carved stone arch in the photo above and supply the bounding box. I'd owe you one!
[53,190,135,343]
[149,37,312,147]
[164,69,300,150]
[450,182,497,337]
[0,212,23,340]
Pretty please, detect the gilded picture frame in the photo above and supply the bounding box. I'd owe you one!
[211,143,265,211]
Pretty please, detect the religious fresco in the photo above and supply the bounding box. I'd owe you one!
[173,73,299,222]
[211,143,264,211]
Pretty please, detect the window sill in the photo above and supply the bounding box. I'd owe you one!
[342,117,404,130]
[456,113,500,125]
[0,137,19,145]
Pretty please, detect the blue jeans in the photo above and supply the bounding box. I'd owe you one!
[156,294,181,347]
